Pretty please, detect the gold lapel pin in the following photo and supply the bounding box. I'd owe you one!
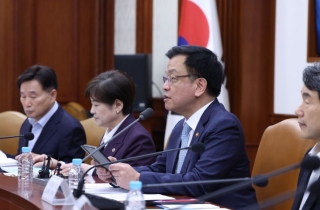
[195,132,199,137]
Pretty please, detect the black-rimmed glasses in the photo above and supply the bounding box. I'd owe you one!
[162,74,198,85]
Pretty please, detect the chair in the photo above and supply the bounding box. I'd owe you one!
[63,101,88,121]
[251,118,316,210]
[80,118,106,164]
[0,111,27,155]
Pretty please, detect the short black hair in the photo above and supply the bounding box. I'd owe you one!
[85,70,135,115]
[17,64,58,92]
[166,45,223,97]
[303,62,320,99]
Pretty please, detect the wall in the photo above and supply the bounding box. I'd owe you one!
[274,0,310,115]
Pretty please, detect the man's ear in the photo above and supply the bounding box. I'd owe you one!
[50,89,57,100]
[195,78,207,97]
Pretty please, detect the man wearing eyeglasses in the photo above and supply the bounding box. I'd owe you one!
[95,45,257,209]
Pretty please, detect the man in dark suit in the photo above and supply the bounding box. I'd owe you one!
[95,45,257,209]
[13,65,86,163]
[291,63,320,210]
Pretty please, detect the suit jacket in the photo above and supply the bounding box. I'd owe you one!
[135,99,257,209]
[17,105,86,163]
[101,114,156,167]
[292,150,320,210]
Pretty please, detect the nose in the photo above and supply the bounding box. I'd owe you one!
[295,104,303,117]
[22,97,32,107]
[163,80,170,91]
[90,106,95,114]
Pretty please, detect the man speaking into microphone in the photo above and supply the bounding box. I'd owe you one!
[95,45,258,209]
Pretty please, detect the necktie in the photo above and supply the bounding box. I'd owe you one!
[175,123,191,173]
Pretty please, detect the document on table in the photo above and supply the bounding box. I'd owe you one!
[1,165,43,177]
[159,204,224,209]
[0,150,17,166]
[84,183,175,201]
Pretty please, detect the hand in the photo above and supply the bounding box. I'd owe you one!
[108,163,140,190]
[16,152,38,161]
[32,154,58,169]
[90,160,113,183]
[60,163,73,176]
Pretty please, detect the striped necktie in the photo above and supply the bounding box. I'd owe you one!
[175,123,191,173]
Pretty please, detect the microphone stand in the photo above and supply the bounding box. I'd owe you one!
[194,162,301,202]
[143,177,252,188]
[179,156,320,207]
[244,178,320,210]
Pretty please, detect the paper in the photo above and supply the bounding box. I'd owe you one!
[0,150,17,166]
[161,204,221,209]
[84,183,174,202]
[84,183,128,194]
[97,193,174,202]
[2,166,44,177]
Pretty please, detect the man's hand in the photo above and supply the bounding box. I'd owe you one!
[108,163,140,190]
[16,152,38,161]
[32,154,58,169]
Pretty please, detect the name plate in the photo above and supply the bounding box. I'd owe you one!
[41,175,75,206]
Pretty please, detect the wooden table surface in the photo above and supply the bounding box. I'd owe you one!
[0,175,199,210]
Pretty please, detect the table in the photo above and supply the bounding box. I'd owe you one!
[0,175,200,210]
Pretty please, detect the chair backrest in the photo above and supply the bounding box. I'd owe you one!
[251,118,316,210]
[80,117,106,164]
[0,111,27,155]
[63,101,88,121]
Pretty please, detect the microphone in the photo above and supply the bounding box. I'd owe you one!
[73,143,206,199]
[193,156,320,202]
[159,156,320,210]
[244,176,320,210]
[0,132,34,140]
[82,107,154,162]
[143,177,252,188]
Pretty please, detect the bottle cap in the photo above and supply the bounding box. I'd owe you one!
[21,147,30,153]
[72,158,82,165]
[129,181,142,190]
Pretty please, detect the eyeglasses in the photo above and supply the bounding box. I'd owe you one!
[162,74,198,85]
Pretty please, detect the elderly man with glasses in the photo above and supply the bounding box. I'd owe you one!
[94,45,258,210]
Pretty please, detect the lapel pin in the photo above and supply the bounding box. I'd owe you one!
[195,132,199,137]
[112,148,116,152]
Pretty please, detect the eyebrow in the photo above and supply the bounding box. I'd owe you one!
[20,90,37,94]
[302,92,311,98]
[166,69,178,74]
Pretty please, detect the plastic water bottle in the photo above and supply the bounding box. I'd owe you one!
[125,181,145,210]
[18,147,33,198]
[68,158,82,190]
[18,147,33,183]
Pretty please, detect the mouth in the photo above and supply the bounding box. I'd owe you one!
[163,95,170,102]
[298,121,306,127]
[24,111,33,115]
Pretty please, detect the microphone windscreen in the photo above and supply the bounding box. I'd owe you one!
[191,143,205,153]
[24,132,34,140]
[139,108,154,120]
[301,156,320,170]
[253,174,269,187]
